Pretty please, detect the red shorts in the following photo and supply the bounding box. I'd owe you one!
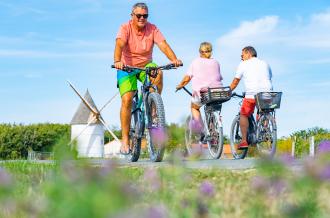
[240,98,256,117]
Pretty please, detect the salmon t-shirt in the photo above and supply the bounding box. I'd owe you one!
[116,20,165,67]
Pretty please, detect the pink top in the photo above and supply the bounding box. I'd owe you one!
[186,57,223,96]
[116,20,165,66]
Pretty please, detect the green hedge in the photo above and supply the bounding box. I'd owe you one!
[0,123,70,160]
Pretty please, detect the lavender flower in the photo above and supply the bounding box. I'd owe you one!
[189,119,203,134]
[0,167,12,186]
[278,153,295,166]
[143,168,161,191]
[251,175,269,192]
[270,178,288,196]
[318,164,330,181]
[150,127,168,146]
[318,140,330,154]
[199,180,215,198]
[99,159,118,177]
[147,204,169,218]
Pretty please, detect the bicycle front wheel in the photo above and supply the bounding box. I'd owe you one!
[146,92,166,162]
[129,106,143,162]
[256,113,277,158]
[206,111,223,159]
[230,114,248,159]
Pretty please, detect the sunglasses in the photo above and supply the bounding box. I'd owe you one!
[200,50,211,54]
[133,13,149,19]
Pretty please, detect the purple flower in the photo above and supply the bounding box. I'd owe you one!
[270,179,287,196]
[143,168,161,191]
[147,204,168,218]
[99,159,118,177]
[0,167,12,186]
[318,164,330,181]
[199,180,215,197]
[251,175,269,192]
[318,140,330,154]
[189,119,203,134]
[150,127,168,146]
[278,153,295,166]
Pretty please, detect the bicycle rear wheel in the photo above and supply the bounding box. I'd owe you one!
[206,111,223,159]
[256,113,277,158]
[128,100,143,162]
[146,92,166,162]
[230,114,248,159]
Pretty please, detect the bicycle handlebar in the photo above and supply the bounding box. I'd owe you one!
[231,92,245,98]
[111,63,183,73]
[182,86,192,96]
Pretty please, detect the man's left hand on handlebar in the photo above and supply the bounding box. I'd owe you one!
[172,59,183,67]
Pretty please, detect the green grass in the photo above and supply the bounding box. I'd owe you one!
[0,160,256,218]
[2,155,330,218]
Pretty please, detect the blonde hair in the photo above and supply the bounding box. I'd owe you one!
[199,42,212,53]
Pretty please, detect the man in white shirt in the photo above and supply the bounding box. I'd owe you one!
[230,46,273,149]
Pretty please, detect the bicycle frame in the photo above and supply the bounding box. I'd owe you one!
[133,70,159,135]
[112,63,181,162]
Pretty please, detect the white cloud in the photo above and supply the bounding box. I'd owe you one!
[217,16,279,48]
[311,9,330,24]
[216,9,330,79]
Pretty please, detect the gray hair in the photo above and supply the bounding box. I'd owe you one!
[242,46,257,57]
[132,2,148,12]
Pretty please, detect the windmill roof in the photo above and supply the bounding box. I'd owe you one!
[70,90,100,125]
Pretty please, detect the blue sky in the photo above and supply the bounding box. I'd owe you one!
[1,0,330,138]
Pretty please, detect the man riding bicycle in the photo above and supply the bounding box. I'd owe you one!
[176,42,223,138]
[113,2,182,155]
[229,46,273,149]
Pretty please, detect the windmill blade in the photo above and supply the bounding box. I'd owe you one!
[69,115,97,148]
[99,92,119,112]
[67,80,99,115]
[99,116,120,142]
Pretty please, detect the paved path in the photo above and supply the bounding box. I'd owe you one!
[1,158,304,170]
[87,157,258,170]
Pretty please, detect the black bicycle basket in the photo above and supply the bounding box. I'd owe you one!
[255,92,282,110]
[200,87,231,105]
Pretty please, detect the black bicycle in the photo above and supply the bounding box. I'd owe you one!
[230,92,282,159]
[178,86,231,159]
[112,63,181,162]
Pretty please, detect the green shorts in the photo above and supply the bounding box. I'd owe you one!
[117,62,157,96]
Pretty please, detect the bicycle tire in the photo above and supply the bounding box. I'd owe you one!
[230,114,248,159]
[206,111,224,159]
[128,101,143,162]
[256,113,277,158]
[146,92,166,162]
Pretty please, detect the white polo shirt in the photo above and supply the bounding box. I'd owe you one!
[235,57,273,99]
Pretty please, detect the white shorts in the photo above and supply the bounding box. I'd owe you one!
[191,95,202,107]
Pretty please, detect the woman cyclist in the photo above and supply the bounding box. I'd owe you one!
[176,42,224,136]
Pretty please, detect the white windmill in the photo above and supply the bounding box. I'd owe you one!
[68,81,120,158]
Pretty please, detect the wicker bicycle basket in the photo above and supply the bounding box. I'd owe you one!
[200,87,231,105]
[255,92,282,110]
